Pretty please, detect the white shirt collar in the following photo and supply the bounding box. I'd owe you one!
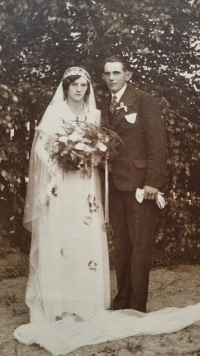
[111,84,127,102]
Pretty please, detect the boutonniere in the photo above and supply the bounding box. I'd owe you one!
[115,102,129,112]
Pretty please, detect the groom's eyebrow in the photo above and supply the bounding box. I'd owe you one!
[104,71,121,75]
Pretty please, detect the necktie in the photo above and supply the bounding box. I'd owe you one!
[109,95,118,114]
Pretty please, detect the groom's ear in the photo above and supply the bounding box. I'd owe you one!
[125,71,132,82]
[102,73,106,82]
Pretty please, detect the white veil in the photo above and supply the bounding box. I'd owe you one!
[23,67,97,231]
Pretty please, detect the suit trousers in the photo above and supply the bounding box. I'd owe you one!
[109,188,158,313]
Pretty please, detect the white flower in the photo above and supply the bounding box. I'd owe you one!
[67,131,83,142]
[96,141,107,152]
[58,136,68,143]
[116,102,128,112]
[74,142,95,152]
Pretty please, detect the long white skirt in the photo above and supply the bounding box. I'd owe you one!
[25,168,110,322]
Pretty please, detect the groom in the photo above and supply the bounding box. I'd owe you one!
[100,55,167,312]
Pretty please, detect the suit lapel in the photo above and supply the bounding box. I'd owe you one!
[111,85,137,129]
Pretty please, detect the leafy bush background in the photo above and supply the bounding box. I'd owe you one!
[0,0,200,265]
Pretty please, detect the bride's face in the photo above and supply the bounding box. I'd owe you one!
[68,77,88,102]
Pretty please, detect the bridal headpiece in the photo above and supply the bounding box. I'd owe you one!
[62,67,91,83]
[43,66,96,108]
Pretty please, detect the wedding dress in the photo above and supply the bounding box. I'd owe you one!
[22,102,110,322]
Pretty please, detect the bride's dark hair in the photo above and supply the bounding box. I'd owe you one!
[62,75,90,100]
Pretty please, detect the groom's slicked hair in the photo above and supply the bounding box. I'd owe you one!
[103,55,131,72]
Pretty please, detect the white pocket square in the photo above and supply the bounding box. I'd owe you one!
[125,113,137,124]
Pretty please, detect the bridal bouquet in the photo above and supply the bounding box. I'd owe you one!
[45,119,121,176]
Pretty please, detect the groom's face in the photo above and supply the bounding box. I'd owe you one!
[102,62,131,94]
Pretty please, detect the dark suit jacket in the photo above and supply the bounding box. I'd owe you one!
[99,84,168,191]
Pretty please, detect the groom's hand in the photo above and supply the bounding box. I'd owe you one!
[143,186,158,200]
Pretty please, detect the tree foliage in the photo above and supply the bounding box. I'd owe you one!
[0,0,200,263]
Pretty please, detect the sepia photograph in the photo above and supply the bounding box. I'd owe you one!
[0,0,200,355]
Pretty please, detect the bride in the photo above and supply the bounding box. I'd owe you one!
[14,67,200,356]
[20,66,110,322]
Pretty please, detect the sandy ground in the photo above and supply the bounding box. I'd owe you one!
[1,263,200,356]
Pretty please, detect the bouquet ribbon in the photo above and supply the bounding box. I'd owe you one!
[105,156,109,223]
[89,154,109,222]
